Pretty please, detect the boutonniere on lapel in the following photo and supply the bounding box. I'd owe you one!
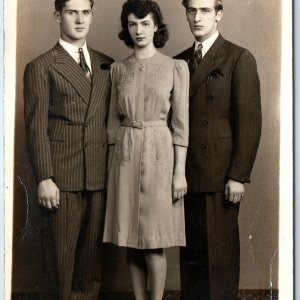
[101,63,112,70]
[207,68,224,79]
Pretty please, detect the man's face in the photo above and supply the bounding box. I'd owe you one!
[55,0,93,46]
[186,0,222,42]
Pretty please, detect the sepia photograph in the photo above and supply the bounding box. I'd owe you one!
[4,0,293,299]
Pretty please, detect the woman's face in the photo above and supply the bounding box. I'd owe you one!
[127,13,158,48]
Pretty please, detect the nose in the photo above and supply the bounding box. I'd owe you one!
[136,24,142,35]
[76,13,84,24]
[194,10,202,22]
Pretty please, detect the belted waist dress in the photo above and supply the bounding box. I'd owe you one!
[103,51,189,249]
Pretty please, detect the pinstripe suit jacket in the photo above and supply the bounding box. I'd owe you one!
[175,35,262,192]
[24,43,113,191]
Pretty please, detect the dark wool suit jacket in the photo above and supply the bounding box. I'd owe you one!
[175,35,262,193]
[24,43,113,191]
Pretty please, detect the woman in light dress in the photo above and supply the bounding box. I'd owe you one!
[103,0,189,299]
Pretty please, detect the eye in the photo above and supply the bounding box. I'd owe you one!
[128,23,136,27]
[187,8,196,15]
[142,22,150,26]
[67,11,75,15]
[202,9,212,14]
[83,10,92,16]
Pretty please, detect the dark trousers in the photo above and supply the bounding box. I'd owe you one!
[41,190,106,300]
[180,192,240,300]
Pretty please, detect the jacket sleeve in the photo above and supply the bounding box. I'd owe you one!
[171,59,190,147]
[23,60,54,183]
[227,50,262,183]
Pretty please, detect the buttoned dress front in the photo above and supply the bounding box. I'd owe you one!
[103,51,189,249]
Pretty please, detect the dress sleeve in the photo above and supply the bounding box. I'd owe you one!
[107,63,122,145]
[171,59,190,147]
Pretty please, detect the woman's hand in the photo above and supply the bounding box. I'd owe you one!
[172,172,187,201]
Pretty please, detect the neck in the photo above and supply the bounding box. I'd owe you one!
[134,43,157,60]
[60,35,86,48]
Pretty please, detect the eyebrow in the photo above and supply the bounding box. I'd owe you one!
[65,9,92,12]
[128,20,151,24]
[187,6,213,10]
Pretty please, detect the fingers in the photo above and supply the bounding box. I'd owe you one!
[173,186,187,200]
[227,192,244,204]
[38,193,60,210]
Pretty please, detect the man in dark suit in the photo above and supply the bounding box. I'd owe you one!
[175,0,262,299]
[23,0,113,298]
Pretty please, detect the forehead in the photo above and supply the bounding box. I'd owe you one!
[128,13,154,23]
[63,0,92,10]
[187,0,215,8]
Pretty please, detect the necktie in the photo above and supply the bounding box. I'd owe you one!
[78,48,91,79]
[191,43,203,74]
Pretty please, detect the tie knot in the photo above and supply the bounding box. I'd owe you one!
[195,43,203,53]
[78,48,83,53]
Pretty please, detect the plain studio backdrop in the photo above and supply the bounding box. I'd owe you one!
[12,0,280,293]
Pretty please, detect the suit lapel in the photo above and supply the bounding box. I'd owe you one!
[85,48,109,123]
[189,35,226,98]
[52,43,91,104]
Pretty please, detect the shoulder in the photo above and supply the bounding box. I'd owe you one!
[88,47,114,70]
[24,46,58,76]
[89,47,114,63]
[222,38,257,62]
[155,51,187,68]
[174,47,192,61]
[26,47,56,69]
[173,58,188,69]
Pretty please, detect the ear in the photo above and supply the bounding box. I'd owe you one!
[215,10,223,22]
[54,11,61,24]
[154,23,158,32]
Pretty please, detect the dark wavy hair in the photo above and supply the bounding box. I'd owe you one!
[55,0,94,13]
[119,0,169,48]
[181,0,223,12]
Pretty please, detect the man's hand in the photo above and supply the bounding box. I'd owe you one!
[173,173,187,201]
[225,179,245,204]
[38,178,60,210]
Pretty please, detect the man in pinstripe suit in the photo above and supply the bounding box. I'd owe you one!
[23,0,113,298]
[175,0,262,299]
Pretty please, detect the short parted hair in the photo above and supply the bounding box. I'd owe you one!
[55,0,94,13]
[119,0,169,48]
[182,0,223,12]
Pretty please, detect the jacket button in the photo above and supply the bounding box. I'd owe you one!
[207,95,213,100]
[203,120,208,125]
[201,144,207,149]
[103,143,107,148]
[85,142,89,148]
[71,101,76,106]
[85,123,89,128]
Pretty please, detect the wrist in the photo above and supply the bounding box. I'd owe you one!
[173,171,185,176]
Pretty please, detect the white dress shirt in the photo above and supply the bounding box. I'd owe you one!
[59,38,92,74]
[194,31,219,58]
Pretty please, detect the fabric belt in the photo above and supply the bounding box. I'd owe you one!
[121,119,168,129]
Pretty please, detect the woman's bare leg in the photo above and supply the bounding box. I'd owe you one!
[144,249,167,300]
[127,248,148,300]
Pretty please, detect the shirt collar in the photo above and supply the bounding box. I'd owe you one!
[194,31,219,57]
[58,38,92,72]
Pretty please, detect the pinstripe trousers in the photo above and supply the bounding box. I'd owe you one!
[41,190,106,300]
[180,192,240,300]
